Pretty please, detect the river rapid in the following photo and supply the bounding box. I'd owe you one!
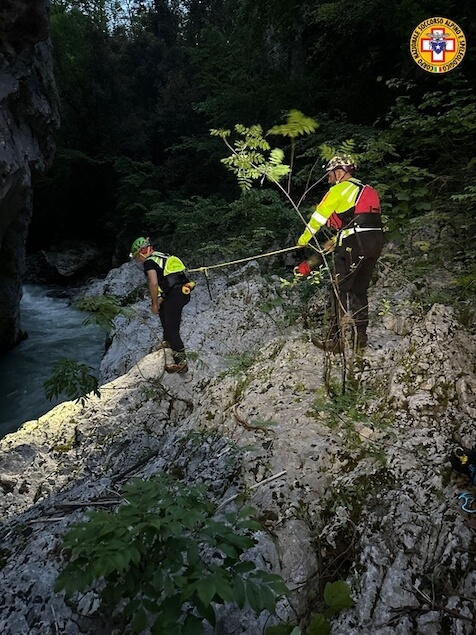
[0,285,105,439]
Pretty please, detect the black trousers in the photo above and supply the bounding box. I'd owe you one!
[159,287,190,353]
[329,230,384,341]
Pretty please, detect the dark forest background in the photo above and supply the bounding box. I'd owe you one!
[30,0,476,274]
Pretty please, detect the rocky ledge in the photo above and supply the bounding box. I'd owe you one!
[0,246,475,634]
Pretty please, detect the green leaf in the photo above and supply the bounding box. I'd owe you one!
[131,607,148,632]
[258,582,277,613]
[55,473,288,632]
[219,543,238,559]
[233,575,246,609]
[269,148,285,165]
[184,614,205,635]
[323,580,354,613]
[158,595,183,625]
[306,613,331,635]
[142,598,160,613]
[163,575,175,597]
[234,560,256,574]
[215,578,234,603]
[246,580,263,613]
[75,294,132,332]
[253,571,289,596]
[198,578,216,607]
[44,358,100,406]
[186,541,200,566]
[195,598,217,625]
[267,110,318,138]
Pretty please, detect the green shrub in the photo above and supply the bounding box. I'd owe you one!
[305,581,354,634]
[55,474,288,634]
[225,352,258,376]
[75,294,133,331]
[44,359,100,406]
[265,581,354,635]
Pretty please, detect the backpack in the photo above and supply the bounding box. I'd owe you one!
[354,183,380,214]
[327,182,381,230]
[146,251,186,275]
[146,251,189,293]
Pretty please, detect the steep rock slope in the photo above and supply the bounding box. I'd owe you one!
[0,248,475,634]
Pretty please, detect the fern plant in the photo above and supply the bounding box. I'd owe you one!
[225,352,258,376]
[44,358,100,406]
[74,294,133,332]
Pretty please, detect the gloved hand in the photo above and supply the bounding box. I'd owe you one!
[294,261,311,276]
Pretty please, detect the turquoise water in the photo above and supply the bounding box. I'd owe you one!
[0,285,105,439]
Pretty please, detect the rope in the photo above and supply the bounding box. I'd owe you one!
[187,245,300,274]
[203,268,213,301]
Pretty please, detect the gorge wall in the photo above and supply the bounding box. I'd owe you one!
[0,0,59,353]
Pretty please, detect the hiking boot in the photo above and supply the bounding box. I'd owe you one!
[166,350,188,374]
[165,361,188,374]
[177,362,188,374]
[311,335,342,354]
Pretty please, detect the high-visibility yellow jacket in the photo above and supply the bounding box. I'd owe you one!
[298,178,380,246]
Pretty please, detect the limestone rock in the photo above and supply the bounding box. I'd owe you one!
[0,0,59,353]
[0,259,475,634]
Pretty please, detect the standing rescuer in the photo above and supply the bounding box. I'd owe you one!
[296,155,384,352]
[130,237,194,374]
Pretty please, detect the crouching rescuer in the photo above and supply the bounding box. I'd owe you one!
[131,237,195,374]
[296,155,384,352]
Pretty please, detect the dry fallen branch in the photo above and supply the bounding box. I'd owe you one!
[233,405,275,434]
[217,469,287,510]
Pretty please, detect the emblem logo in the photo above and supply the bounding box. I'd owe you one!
[410,17,466,73]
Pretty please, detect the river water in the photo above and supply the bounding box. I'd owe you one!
[0,285,105,439]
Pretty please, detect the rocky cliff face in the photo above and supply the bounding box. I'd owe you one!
[0,237,475,634]
[0,0,59,353]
